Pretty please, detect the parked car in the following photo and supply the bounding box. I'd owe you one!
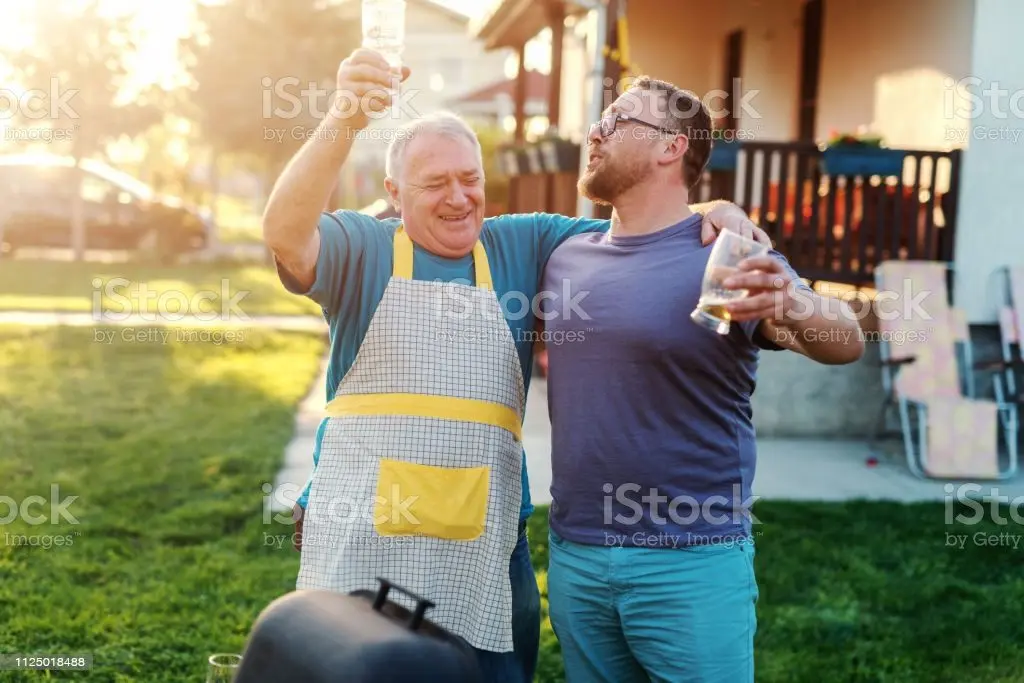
[0,154,209,261]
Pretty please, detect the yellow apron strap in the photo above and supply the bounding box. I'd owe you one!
[472,239,493,291]
[392,225,492,290]
[326,392,521,441]
[393,226,414,280]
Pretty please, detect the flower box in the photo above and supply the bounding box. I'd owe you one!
[821,146,906,177]
[706,139,740,171]
[497,146,529,176]
[522,145,544,175]
[821,131,906,177]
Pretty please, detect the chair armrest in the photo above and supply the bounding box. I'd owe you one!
[880,357,916,367]
[974,357,1024,373]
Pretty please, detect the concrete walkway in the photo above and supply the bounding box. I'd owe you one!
[0,310,327,332]
[270,356,330,512]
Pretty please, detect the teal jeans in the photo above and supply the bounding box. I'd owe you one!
[547,530,759,683]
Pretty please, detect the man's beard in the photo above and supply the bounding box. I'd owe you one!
[577,153,651,206]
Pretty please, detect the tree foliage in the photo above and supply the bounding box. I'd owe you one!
[5,0,164,161]
[178,0,361,176]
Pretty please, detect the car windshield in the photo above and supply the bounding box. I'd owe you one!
[79,160,155,201]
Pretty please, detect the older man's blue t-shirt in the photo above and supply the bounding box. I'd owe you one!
[281,209,611,522]
[540,213,811,546]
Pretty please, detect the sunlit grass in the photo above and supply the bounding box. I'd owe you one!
[0,324,326,681]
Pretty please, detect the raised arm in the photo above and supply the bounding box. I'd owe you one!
[262,49,409,291]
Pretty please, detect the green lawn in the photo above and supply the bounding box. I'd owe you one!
[0,259,322,316]
[0,324,327,681]
[3,324,1024,681]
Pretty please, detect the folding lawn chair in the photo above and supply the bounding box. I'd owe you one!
[978,266,1024,405]
[872,260,1019,479]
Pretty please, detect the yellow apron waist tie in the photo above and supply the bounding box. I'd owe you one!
[326,392,522,442]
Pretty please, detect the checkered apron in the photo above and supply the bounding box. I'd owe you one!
[296,226,526,653]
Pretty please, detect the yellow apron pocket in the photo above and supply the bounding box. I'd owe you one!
[374,459,490,541]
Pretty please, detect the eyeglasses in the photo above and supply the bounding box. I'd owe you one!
[591,112,680,138]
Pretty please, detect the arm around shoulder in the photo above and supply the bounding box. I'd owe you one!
[529,212,610,260]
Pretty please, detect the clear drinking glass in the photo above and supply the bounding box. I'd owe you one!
[362,0,406,96]
[206,653,241,683]
[690,231,770,335]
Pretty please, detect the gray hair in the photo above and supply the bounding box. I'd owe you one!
[385,111,484,183]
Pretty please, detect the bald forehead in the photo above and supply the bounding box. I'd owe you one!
[403,131,481,181]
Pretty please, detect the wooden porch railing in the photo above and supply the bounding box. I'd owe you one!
[505,142,962,288]
[695,142,962,287]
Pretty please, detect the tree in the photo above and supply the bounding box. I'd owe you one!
[6,0,164,260]
[177,0,361,239]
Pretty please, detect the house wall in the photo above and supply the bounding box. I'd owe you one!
[618,0,803,141]
[952,0,1024,323]
[399,3,511,114]
[817,0,975,150]
[346,2,511,191]
[582,0,975,149]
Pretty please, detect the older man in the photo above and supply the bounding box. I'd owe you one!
[263,49,765,682]
[540,76,864,683]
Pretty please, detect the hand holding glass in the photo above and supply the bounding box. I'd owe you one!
[691,231,770,335]
[362,0,406,95]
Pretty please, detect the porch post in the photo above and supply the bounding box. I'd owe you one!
[546,1,565,129]
[545,1,566,213]
[514,41,528,144]
[952,0,1024,323]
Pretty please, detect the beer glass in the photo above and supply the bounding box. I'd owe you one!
[206,653,241,682]
[362,0,406,96]
[690,231,769,335]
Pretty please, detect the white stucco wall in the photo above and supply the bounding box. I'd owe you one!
[952,0,1024,323]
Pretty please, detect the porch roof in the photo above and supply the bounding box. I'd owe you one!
[471,0,592,50]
